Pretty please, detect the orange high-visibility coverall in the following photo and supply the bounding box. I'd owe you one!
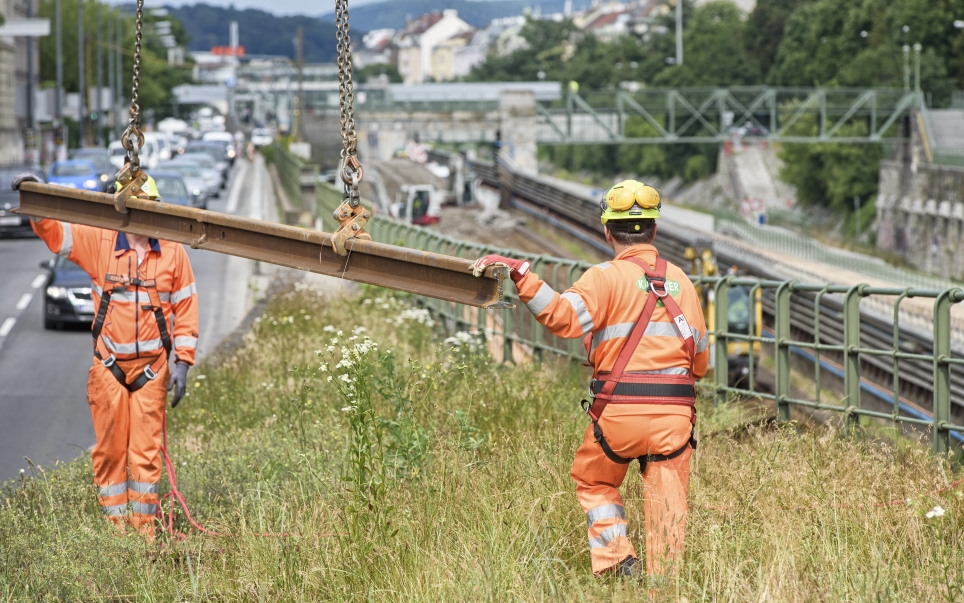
[515,244,708,575]
[32,218,199,532]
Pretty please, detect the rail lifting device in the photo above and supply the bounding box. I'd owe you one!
[14,0,510,309]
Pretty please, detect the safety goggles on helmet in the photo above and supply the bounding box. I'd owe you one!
[599,180,661,224]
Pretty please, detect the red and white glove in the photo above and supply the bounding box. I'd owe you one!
[470,254,530,284]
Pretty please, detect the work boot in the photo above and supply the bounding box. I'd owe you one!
[615,555,642,580]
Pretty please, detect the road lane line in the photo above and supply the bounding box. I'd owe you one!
[0,318,15,337]
[15,294,32,310]
[31,274,46,289]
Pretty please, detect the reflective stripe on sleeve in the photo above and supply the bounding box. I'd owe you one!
[58,223,73,258]
[593,262,612,271]
[102,336,165,355]
[561,291,594,335]
[586,503,625,527]
[97,482,128,497]
[695,329,708,353]
[101,503,128,517]
[174,336,198,349]
[92,284,103,297]
[169,283,197,304]
[128,480,159,495]
[131,502,157,515]
[525,282,555,315]
[588,524,628,549]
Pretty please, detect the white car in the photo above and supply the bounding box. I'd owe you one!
[250,128,274,147]
[108,139,159,170]
[202,131,238,163]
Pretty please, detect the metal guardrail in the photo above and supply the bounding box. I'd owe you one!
[316,181,964,454]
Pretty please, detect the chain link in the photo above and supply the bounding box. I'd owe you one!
[120,0,145,172]
[335,0,356,159]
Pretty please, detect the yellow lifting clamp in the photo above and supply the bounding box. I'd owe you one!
[330,155,372,256]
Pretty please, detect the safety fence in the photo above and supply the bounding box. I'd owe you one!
[266,143,306,205]
[316,181,964,454]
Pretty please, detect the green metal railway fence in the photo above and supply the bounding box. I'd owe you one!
[316,182,964,454]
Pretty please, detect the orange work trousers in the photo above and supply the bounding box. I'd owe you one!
[570,411,693,576]
[87,356,169,534]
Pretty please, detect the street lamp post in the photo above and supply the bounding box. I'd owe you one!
[78,0,86,147]
[913,43,921,94]
[107,12,113,141]
[55,0,62,126]
[902,45,910,92]
[96,3,103,145]
[675,0,683,66]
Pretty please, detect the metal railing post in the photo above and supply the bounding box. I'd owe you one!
[932,289,958,454]
[843,285,866,428]
[774,281,794,421]
[713,277,731,405]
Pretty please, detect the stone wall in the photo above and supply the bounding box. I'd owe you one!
[875,113,964,280]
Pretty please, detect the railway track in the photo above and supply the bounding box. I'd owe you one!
[463,157,964,422]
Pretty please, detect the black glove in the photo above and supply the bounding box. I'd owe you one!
[11,172,41,190]
[168,361,190,408]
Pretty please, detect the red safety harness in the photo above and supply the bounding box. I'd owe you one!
[91,252,173,393]
[582,257,697,470]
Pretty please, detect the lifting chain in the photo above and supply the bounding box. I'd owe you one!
[113,0,148,214]
[330,0,371,256]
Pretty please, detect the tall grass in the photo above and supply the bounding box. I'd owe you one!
[1,284,963,601]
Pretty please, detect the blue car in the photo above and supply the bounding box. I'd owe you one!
[47,160,101,191]
[149,171,192,207]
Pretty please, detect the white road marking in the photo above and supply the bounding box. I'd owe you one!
[15,294,32,310]
[31,274,46,289]
[0,318,15,337]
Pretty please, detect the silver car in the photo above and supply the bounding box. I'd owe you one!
[179,152,223,197]
[160,161,210,209]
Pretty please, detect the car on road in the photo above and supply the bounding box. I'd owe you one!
[185,141,230,180]
[250,127,274,147]
[179,152,223,195]
[0,166,44,238]
[108,139,160,170]
[47,160,102,191]
[41,256,94,329]
[201,131,238,164]
[150,171,192,207]
[159,161,209,209]
[69,148,113,191]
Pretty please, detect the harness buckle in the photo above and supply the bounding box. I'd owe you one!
[649,276,668,298]
[143,366,157,381]
[101,355,117,368]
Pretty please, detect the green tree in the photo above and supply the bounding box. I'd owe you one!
[744,0,812,76]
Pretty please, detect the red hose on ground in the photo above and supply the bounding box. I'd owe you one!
[157,412,221,538]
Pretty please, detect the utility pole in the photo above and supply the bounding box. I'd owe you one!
[116,13,123,137]
[902,45,910,92]
[913,43,922,94]
[295,26,304,142]
[55,0,63,126]
[26,0,34,131]
[107,12,114,141]
[96,3,103,145]
[78,0,86,147]
[675,0,683,66]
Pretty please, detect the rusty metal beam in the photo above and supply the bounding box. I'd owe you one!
[16,182,509,308]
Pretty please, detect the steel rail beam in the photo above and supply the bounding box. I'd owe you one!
[15,182,510,308]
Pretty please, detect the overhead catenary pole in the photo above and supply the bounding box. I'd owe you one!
[78,0,86,147]
[96,2,103,145]
[107,12,114,140]
[913,43,922,93]
[902,45,910,92]
[55,0,63,125]
[675,0,683,66]
[295,25,304,142]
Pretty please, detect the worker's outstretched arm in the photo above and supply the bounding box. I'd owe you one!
[31,218,104,278]
[472,255,606,340]
[169,245,199,367]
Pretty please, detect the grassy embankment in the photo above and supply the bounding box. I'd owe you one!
[2,284,963,601]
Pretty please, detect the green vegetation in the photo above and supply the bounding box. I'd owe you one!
[2,286,963,600]
[474,0,964,202]
[37,0,193,123]
[169,4,338,62]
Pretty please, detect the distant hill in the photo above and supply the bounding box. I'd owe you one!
[318,0,570,31]
[167,4,341,62]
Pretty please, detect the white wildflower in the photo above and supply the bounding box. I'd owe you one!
[319,364,328,372]
[341,406,353,412]
[195,375,206,380]
[326,376,333,383]
[352,326,367,335]
[926,505,946,519]
[363,299,372,305]
[339,374,352,383]
[323,325,336,333]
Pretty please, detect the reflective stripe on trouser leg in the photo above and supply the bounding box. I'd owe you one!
[88,362,132,523]
[570,423,636,575]
[642,444,692,576]
[127,360,169,531]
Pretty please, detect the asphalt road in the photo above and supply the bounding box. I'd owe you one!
[0,159,257,482]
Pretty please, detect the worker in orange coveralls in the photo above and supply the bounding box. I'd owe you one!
[472,181,709,578]
[12,173,197,536]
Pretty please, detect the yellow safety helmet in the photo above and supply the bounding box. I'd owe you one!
[114,175,160,200]
[600,180,661,225]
